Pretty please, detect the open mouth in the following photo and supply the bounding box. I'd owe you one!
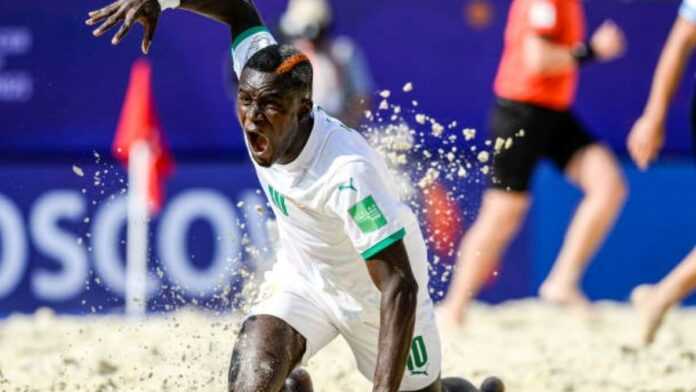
[246,130,270,156]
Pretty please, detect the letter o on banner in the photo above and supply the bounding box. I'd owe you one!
[92,196,129,296]
[0,194,27,298]
[158,190,241,296]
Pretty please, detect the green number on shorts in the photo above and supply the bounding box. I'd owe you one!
[406,336,428,375]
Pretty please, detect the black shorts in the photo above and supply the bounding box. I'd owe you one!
[489,98,596,192]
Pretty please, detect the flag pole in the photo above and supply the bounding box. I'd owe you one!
[126,140,151,317]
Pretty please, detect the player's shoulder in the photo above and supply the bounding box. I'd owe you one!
[314,136,379,188]
[313,108,375,163]
[315,139,376,184]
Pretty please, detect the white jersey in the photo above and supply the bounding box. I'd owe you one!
[256,107,430,316]
[232,27,431,322]
[231,28,441,387]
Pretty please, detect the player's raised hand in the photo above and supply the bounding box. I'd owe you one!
[85,0,161,54]
[627,115,665,171]
[591,20,626,62]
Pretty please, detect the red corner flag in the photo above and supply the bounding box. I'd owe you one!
[113,59,173,213]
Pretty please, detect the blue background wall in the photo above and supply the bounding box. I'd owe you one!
[2,0,695,155]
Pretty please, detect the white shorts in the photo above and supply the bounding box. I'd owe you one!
[250,284,442,391]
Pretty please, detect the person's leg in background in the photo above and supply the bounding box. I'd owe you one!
[438,190,530,326]
[438,101,537,327]
[539,115,628,310]
[629,80,696,345]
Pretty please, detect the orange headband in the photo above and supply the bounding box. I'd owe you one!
[275,53,310,75]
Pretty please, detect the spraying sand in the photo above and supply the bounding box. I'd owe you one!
[1,300,695,391]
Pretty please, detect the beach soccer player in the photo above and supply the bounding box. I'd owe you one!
[85,0,503,391]
[439,0,628,326]
[627,0,696,345]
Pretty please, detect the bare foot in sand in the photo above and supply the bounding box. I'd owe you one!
[539,281,595,319]
[631,284,669,345]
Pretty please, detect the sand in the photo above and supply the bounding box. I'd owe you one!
[1,300,695,391]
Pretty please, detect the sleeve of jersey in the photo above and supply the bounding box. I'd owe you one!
[680,0,696,23]
[528,0,560,38]
[327,161,407,261]
[230,27,278,79]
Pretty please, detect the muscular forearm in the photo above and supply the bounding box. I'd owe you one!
[178,0,263,36]
[643,17,696,121]
[373,278,418,392]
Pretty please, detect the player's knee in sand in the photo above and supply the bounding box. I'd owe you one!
[228,315,307,392]
[282,371,503,392]
[284,369,314,392]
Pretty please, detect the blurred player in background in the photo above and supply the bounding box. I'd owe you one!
[85,0,501,390]
[279,0,374,128]
[628,0,696,345]
[440,0,627,326]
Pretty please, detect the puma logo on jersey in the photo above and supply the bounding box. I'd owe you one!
[338,178,357,192]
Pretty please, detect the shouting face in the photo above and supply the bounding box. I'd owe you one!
[237,68,312,167]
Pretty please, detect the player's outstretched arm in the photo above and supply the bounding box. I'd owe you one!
[628,16,696,170]
[85,0,264,54]
[366,241,419,392]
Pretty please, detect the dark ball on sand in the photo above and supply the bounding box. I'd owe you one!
[480,376,505,392]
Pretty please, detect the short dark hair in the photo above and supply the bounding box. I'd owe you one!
[245,44,313,95]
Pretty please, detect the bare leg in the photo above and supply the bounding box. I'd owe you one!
[540,144,627,311]
[438,190,530,327]
[631,247,696,344]
[228,315,308,392]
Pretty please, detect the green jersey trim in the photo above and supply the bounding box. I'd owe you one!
[231,26,269,50]
[361,228,406,260]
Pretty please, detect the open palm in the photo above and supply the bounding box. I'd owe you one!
[86,0,161,54]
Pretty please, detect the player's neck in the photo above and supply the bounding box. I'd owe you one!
[280,116,314,164]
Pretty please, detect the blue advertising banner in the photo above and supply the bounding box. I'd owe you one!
[0,156,693,314]
[0,160,274,315]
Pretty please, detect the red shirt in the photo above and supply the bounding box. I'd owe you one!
[494,0,585,111]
